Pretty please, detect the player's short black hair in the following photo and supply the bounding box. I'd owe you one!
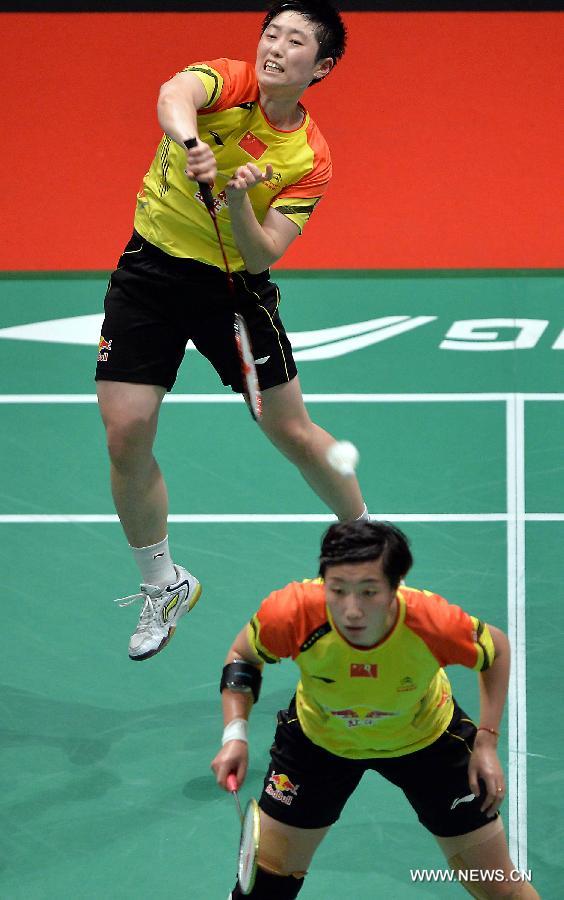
[319,521,413,590]
[262,2,347,74]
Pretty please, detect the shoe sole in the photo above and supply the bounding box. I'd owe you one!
[129,583,202,662]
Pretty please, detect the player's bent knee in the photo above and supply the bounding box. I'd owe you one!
[230,866,305,899]
[105,417,156,465]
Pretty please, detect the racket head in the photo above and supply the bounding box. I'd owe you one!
[238,798,260,895]
[234,313,262,422]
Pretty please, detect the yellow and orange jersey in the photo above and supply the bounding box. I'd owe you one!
[248,580,495,759]
[134,58,331,271]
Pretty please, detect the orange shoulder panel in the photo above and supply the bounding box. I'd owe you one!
[402,588,479,669]
[202,58,259,112]
[276,119,332,201]
[256,581,327,660]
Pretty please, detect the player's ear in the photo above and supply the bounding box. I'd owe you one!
[312,57,334,83]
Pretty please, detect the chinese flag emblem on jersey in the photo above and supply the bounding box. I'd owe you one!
[350,663,378,678]
[238,131,268,160]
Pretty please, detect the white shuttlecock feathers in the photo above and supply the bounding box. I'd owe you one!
[326,440,359,477]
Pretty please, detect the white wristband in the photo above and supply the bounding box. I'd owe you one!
[222,718,249,745]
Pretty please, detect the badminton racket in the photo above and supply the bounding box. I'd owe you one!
[184,138,262,421]
[226,773,260,895]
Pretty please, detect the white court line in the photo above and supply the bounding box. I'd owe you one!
[506,394,528,872]
[523,513,564,521]
[0,513,508,524]
[1,392,563,404]
[1,512,563,524]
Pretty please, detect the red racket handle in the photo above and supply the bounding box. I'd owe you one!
[226,773,238,792]
[184,137,215,212]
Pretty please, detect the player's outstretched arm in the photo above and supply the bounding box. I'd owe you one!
[157,71,217,185]
[211,626,264,790]
[468,625,510,817]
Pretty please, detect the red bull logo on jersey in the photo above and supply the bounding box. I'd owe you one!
[265,772,300,806]
[330,708,397,728]
[97,336,112,362]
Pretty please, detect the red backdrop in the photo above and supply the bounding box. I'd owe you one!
[2,11,563,269]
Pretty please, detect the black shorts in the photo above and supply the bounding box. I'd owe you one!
[259,698,499,838]
[95,231,298,392]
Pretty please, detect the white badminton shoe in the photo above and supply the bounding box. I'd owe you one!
[116,565,202,661]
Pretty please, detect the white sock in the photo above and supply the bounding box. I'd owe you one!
[356,503,370,521]
[130,536,177,588]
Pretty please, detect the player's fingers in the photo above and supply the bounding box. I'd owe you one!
[489,783,505,816]
[227,176,247,191]
[210,755,222,780]
[186,168,216,186]
[238,168,257,187]
[213,761,232,790]
[236,758,248,787]
[187,142,214,161]
[467,768,480,797]
[480,775,500,815]
[263,164,274,181]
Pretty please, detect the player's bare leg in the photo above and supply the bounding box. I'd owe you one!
[97,381,201,660]
[230,810,329,897]
[259,377,366,522]
[96,381,168,547]
[437,820,540,898]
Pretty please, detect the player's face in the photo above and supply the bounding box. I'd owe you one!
[324,558,398,647]
[256,11,332,94]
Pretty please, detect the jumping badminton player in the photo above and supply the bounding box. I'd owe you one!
[212,521,540,898]
[95,1,369,662]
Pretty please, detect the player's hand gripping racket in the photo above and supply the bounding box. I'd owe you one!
[226,773,260,895]
[184,138,262,421]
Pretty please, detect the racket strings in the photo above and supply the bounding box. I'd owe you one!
[202,187,262,422]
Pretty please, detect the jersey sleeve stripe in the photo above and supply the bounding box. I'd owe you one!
[273,201,320,215]
[249,616,280,664]
[158,135,172,197]
[299,621,332,653]
[184,65,223,107]
[473,618,496,671]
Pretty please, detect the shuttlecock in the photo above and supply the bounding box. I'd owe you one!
[326,440,359,477]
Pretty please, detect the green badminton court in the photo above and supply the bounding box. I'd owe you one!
[1,270,562,898]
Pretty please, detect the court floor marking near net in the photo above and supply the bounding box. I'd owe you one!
[2,390,563,875]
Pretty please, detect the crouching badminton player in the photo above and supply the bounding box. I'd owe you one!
[211,521,540,898]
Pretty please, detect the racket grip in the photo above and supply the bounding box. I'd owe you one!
[184,137,215,213]
[226,773,238,792]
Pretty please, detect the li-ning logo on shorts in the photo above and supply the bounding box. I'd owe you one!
[450,793,476,810]
[265,773,300,806]
[97,336,112,362]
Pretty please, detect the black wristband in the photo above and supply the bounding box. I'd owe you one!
[220,660,262,704]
